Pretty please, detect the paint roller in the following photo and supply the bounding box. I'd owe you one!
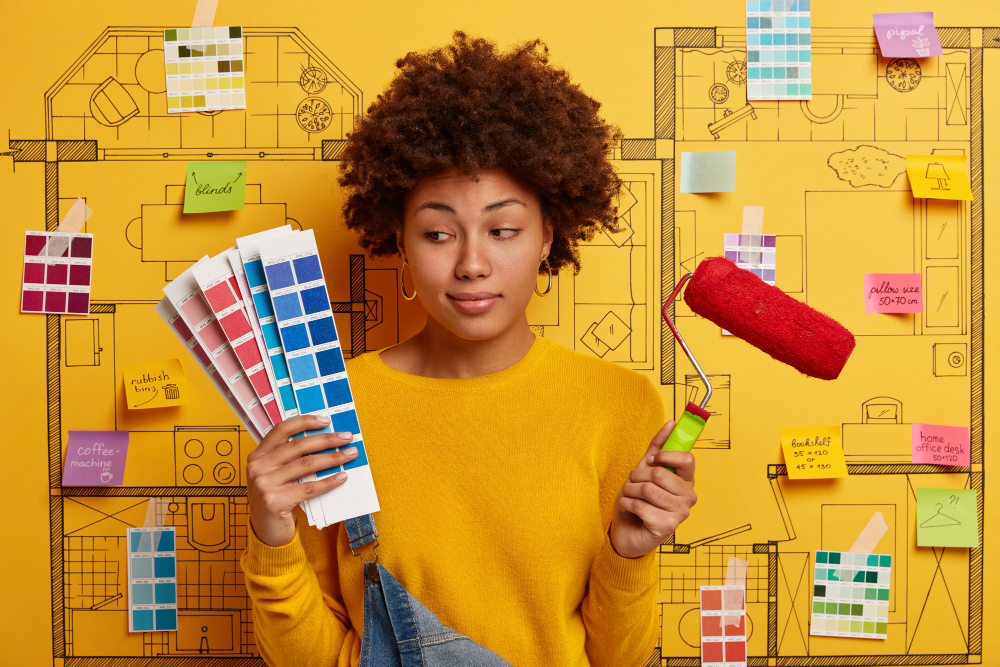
[660,256,856,461]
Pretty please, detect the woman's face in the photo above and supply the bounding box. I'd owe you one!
[399,166,552,342]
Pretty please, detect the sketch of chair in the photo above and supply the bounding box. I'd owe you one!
[861,396,902,423]
[89,77,139,126]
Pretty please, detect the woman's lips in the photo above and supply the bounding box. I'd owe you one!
[448,292,500,314]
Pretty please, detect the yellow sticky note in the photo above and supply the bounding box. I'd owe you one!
[122,358,190,409]
[905,154,973,200]
[780,425,848,479]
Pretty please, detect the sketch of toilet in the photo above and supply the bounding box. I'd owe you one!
[187,500,230,552]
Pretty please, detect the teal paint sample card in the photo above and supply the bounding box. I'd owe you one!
[680,151,736,193]
[184,161,246,213]
[917,488,979,548]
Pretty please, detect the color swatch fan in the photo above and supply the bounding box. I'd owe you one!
[160,227,379,530]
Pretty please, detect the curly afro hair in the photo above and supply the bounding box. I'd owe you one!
[338,31,624,274]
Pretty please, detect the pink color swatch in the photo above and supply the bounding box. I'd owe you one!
[21,231,93,315]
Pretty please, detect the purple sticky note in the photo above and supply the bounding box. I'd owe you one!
[912,423,970,466]
[63,431,130,485]
[874,12,943,58]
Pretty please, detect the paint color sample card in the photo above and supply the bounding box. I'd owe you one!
[680,151,736,193]
[873,12,943,58]
[811,550,890,639]
[746,0,812,100]
[63,431,129,485]
[184,161,247,213]
[260,229,379,528]
[863,273,923,313]
[906,155,973,200]
[917,488,979,547]
[21,231,93,315]
[725,234,775,282]
[193,252,282,425]
[780,425,848,478]
[236,227,300,420]
[911,423,970,466]
[163,26,245,113]
[700,586,747,666]
[127,527,177,632]
[122,358,190,410]
[155,297,260,439]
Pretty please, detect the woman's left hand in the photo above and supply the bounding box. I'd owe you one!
[609,420,698,559]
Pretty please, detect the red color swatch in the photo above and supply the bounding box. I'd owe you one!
[220,310,253,340]
[701,641,724,662]
[204,282,238,312]
[701,589,722,610]
[701,615,723,637]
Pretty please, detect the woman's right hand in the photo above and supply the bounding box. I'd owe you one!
[246,414,358,547]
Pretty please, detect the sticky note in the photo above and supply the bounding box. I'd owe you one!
[911,423,970,466]
[905,155,973,200]
[917,488,978,547]
[780,425,848,479]
[680,151,735,193]
[183,161,247,213]
[863,273,922,313]
[873,13,943,58]
[122,358,190,409]
[62,431,129,485]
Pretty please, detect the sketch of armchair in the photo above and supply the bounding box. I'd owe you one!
[90,77,139,126]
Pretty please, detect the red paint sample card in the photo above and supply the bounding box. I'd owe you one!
[701,585,747,667]
[912,423,970,466]
[21,231,93,315]
[863,273,922,313]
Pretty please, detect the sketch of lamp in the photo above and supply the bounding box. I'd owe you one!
[925,162,950,190]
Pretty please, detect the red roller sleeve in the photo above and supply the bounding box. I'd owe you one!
[684,257,856,380]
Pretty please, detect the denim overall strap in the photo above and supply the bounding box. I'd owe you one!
[344,513,378,550]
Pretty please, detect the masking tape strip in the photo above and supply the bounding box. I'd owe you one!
[191,0,219,27]
[40,197,91,258]
[849,511,889,554]
[143,497,167,528]
[741,205,764,235]
[723,556,748,627]
[833,511,889,580]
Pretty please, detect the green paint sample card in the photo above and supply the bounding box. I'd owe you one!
[183,161,246,213]
[917,487,978,548]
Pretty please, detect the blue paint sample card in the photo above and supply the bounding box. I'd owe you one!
[746,0,812,100]
[127,527,178,632]
[259,228,380,529]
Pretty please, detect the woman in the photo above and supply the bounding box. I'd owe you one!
[241,33,697,666]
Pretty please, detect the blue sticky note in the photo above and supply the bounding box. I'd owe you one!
[680,151,736,193]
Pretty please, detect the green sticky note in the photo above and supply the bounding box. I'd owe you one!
[183,161,246,213]
[917,487,978,547]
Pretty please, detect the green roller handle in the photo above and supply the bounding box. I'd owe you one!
[660,401,711,473]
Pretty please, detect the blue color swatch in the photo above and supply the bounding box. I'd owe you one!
[288,355,319,383]
[301,285,329,315]
[316,347,345,376]
[245,259,266,287]
[273,293,303,321]
[155,582,176,604]
[155,608,178,631]
[253,291,274,318]
[155,529,174,551]
[132,582,153,604]
[264,261,295,290]
[331,409,360,434]
[270,352,290,380]
[344,442,368,470]
[261,322,281,349]
[132,609,155,631]
[323,379,352,408]
[296,385,325,413]
[281,323,310,352]
[154,556,175,578]
[308,316,337,345]
[292,254,323,284]
[131,556,152,579]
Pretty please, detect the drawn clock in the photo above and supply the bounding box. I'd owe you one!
[886,58,922,92]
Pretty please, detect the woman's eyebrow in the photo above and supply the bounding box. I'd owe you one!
[413,198,528,215]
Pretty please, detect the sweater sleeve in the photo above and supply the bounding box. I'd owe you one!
[240,516,355,667]
[582,374,665,666]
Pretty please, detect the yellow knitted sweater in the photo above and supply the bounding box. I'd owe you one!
[241,336,665,666]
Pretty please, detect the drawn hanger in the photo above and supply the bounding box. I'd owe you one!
[920,503,962,528]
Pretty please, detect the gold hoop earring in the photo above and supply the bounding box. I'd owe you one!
[399,259,417,301]
[534,259,553,297]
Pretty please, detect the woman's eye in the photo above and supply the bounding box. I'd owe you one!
[424,231,449,241]
[490,228,519,239]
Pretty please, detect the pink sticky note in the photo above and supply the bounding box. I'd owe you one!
[864,273,923,313]
[63,431,130,485]
[873,12,943,58]
[912,423,970,466]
